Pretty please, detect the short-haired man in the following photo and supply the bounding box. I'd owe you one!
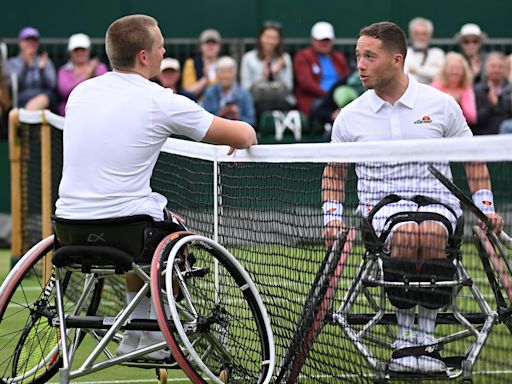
[55,14,257,360]
[293,21,351,117]
[322,21,503,374]
[404,17,445,84]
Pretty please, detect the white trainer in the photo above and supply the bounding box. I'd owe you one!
[417,335,446,373]
[117,331,142,356]
[388,336,418,373]
[137,331,171,361]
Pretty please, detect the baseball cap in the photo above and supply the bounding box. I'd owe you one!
[68,33,91,51]
[311,21,335,40]
[161,57,181,72]
[456,23,486,40]
[18,26,40,40]
[199,29,221,43]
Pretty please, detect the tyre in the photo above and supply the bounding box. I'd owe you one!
[151,232,275,384]
[0,236,103,383]
[277,227,355,383]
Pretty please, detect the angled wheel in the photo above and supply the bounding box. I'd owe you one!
[473,226,512,333]
[0,236,103,383]
[151,232,275,384]
[277,227,355,383]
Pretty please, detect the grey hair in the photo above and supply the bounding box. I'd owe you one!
[408,17,434,36]
[216,56,237,73]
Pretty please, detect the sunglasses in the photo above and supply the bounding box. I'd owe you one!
[462,39,480,45]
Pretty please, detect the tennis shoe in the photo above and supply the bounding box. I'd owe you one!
[137,331,171,361]
[388,336,418,373]
[116,331,142,356]
[417,335,446,373]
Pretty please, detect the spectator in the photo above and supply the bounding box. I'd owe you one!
[431,52,477,125]
[182,28,222,99]
[57,33,108,116]
[473,52,512,135]
[155,57,195,100]
[505,54,512,84]
[404,17,444,84]
[240,21,294,118]
[7,26,57,111]
[456,23,487,83]
[0,64,11,139]
[202,56,255,126]
[293,21,350,117]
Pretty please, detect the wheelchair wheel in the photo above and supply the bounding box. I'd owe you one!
[473,226,512,333]
[0,236,103,383]
[150,232,275,384]
[277,227,355,383]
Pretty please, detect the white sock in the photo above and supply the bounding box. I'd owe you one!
[126,292,149,322]
[396,306,416,339]
[418,306,438,339]
[148,298,163,340]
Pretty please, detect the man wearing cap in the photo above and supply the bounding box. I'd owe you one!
[293,21,351,118]
[7,26,57,111]
[456,23,487,83]
[57,33,108,116]
[182,28,222,99]
[156,57,195,100]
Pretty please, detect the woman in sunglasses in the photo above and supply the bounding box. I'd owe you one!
[456,23,487,83]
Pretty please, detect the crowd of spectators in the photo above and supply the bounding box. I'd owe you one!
[2,18,512,140]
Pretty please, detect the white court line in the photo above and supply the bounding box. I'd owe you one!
[48,378,192,383]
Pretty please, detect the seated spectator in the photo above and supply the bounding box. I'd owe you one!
[293,21,350,118]
[506,54,512,84]
[431,52,477,125]
[455,23,487,83]
[182,29,222,99]
[404,17,444,84]
[7,27,57,111]
[0,65,12,139]
[155,57,195,100]
[57,33,108,116]
[473,52,512,135]
[202,56,255,126]
[240,21,294,119]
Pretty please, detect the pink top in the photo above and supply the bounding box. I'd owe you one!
[431,80,477,125]
[57,61,108,115]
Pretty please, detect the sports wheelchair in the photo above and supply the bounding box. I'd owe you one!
[278,183,512,383]
[0,214,275,384]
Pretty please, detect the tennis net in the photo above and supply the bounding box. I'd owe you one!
[10,108,512,382]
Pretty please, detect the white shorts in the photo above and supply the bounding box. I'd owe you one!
[361,199,462,243]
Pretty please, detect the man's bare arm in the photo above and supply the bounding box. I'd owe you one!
[203,116,257,152]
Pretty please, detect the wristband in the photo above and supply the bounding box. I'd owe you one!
[472,189,495,214]
[323,200,343,226]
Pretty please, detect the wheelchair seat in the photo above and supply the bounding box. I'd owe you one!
[360,194,464,258]
[52,215,184,273]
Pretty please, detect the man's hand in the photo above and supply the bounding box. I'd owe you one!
[38,52,48,69]
[483,213,504,234]
[323,219,345,249]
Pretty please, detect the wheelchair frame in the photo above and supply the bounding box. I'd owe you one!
[0,218,275,384]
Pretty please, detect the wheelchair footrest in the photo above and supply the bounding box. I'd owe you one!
[342,312,487,325]
[387,367,462,380]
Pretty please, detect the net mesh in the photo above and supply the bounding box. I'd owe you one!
[12,110,512,383]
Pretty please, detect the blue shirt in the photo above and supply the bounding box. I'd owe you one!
[318,54,339,92]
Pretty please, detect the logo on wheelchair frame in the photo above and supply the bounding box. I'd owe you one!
[87,233,106,242]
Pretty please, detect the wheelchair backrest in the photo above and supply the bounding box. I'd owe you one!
[52,215,155,258]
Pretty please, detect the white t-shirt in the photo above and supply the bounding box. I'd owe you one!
[404,46,445,84]
[331,74,472,213]
[55,72,213,220]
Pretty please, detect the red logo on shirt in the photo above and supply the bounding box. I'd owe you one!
[414,115,432,124]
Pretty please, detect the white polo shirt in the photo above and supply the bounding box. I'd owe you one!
[331,74,472,212]
[55,72,213,221]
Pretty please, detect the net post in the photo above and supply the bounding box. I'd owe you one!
[8,108,22,267]
[41,110,53,283]
[213,147,220,303]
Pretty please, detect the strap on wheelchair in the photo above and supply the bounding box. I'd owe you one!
[362,194,462,253]
[392,342,443,359]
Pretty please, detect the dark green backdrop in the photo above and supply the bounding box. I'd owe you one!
[1,0,512,39]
